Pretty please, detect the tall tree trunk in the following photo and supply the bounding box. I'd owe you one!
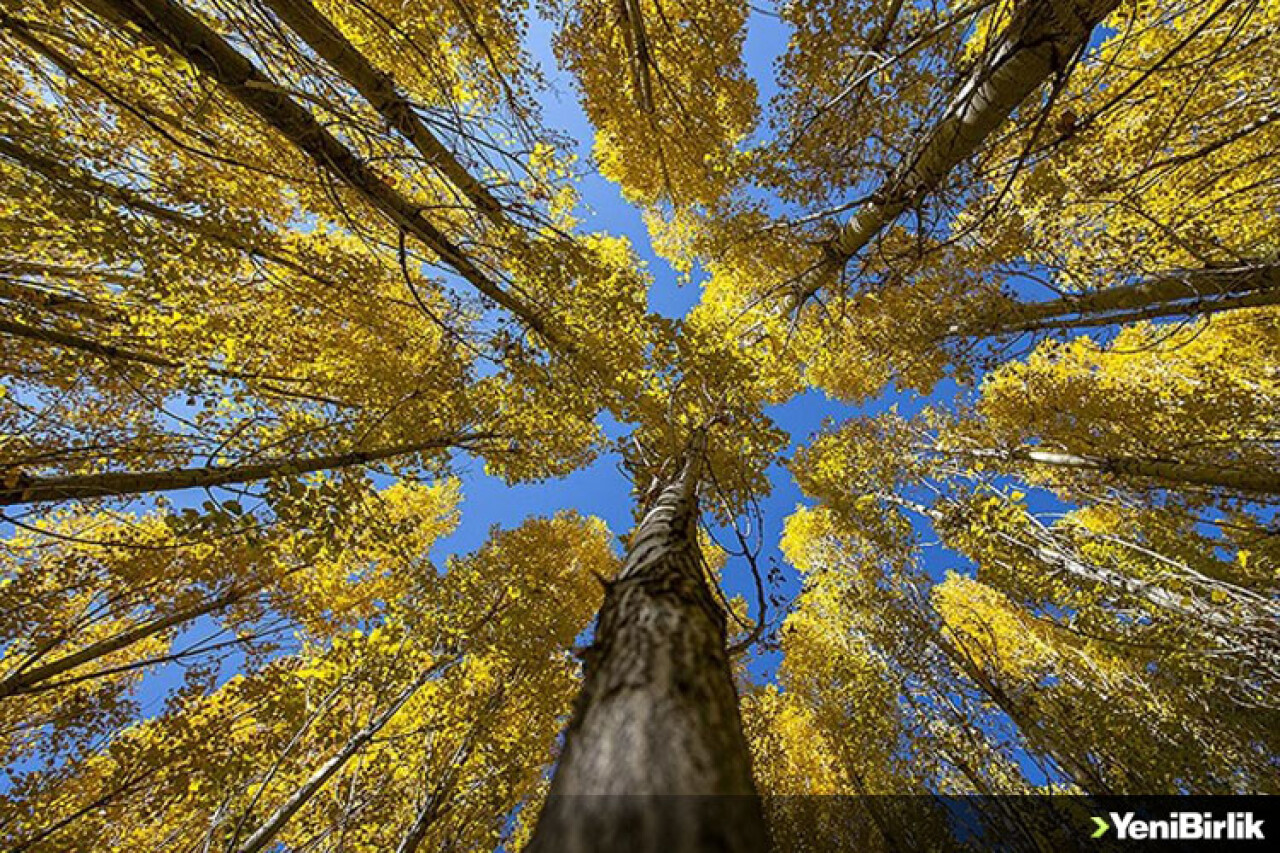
[900,494,1280,668]
[949,444,1280,497]
[1,435,486,505]
[392,794,445,853]
[793,0,1122,305]
[964,262,1280,336]
[619,0,656,113]
[527,452,768,853]
[0,584,248,698]
[843,763,905,852]
[83,0,560,344]
[258,0,508,226]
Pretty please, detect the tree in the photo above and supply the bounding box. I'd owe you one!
[2,509,617,852]
[790,416,1280,791]
[527,434,768,853]
[2,0,1278,850]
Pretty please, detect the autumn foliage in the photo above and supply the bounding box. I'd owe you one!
[1,0,1277,851]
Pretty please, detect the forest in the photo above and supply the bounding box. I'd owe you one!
[0,0,1276,850]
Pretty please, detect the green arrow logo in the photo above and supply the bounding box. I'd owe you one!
[1091,816,1110,838]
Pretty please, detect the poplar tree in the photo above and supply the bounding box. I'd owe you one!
[2,1,1276,851]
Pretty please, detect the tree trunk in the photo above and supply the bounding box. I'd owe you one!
[953,444,1280,497]
[84,0,559,344]
[0,584,247,698]
[259,0,508,226]
[527,455,768,853]
[965,262,1280,336]
[793,0,1122,304]
[619,0,656,113]
[1,435,485,505]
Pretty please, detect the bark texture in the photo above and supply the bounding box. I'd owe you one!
[527,461,768,853]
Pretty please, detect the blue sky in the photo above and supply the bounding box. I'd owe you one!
[425,7,978,683]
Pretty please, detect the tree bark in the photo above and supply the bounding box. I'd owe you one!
[82,0,560,345]
[527,454,768,853]
[0,435,486,506]
[964,262,1280,336]
[792,0,1122,305]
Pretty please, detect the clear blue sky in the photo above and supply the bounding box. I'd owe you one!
[427,7,978,683]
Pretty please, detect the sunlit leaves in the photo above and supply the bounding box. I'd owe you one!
[551,0,758,209]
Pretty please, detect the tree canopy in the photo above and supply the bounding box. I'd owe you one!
[1,0,1276,850]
